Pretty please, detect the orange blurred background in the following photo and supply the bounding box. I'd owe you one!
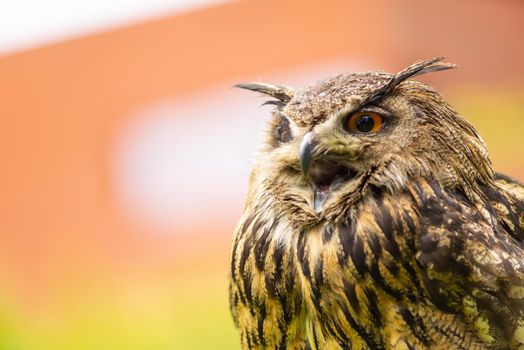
[1,1,524,349]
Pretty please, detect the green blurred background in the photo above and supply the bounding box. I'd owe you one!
[0,1,523,349]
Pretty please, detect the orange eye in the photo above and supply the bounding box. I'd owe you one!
[345,111,384,133]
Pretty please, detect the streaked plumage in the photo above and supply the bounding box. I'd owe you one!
[229,58,524,349]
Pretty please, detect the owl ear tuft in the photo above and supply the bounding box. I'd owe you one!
[361,57,457,105]
[234,82,294,103]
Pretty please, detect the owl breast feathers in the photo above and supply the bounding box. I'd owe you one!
[229,58,524,350]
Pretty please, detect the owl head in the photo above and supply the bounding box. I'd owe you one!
[238,58,494,227]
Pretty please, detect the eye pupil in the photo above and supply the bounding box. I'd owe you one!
[356,115,375,132]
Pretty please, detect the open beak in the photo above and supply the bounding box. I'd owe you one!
[299,131,356,213]
[300,131,327,212]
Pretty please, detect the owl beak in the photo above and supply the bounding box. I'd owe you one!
[299,131,314,175]
[300,131,357,213]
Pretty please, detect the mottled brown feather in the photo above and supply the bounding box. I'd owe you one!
[230,58,524,349]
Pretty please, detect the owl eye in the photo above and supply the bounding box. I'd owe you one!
[276,116,292,143]
[344,111,384,133]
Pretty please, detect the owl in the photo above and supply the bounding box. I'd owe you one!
[229,57,524,350]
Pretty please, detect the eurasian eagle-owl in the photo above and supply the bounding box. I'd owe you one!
[229,57,524,349]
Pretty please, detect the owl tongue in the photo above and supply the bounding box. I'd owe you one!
[308,159,354,213]
[313,188,330,213]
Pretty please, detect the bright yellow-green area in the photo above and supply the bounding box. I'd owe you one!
[450,88,524,176]
[0,263,240,350]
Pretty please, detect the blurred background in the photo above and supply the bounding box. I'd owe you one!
[1,0,523,349]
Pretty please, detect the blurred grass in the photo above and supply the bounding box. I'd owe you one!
[0,257,240,350]
[0,89,523,350]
